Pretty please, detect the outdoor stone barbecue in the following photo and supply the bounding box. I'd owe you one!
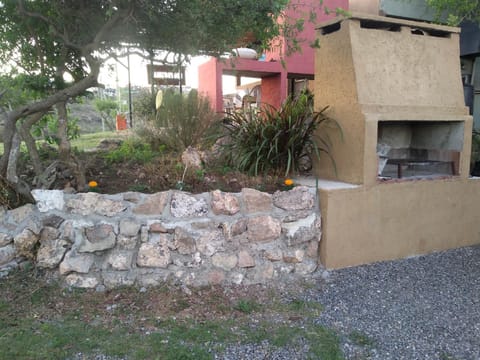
[0,186,320,289]
[313,13,480,269]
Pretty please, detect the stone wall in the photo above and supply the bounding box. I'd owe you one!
[0,186,321,289]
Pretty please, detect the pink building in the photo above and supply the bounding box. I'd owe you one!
[198,0,349,112]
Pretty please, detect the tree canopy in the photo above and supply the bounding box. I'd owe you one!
[427,0,480,25]
[0,0,295,200]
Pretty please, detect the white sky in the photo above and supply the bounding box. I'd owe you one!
[97,54,248,95]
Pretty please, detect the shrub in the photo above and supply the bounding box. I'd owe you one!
[31,113,80,145]
[104,138,155,165]
[136,89,219,152]
[221,91,340,176]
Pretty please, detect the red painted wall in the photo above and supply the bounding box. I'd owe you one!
[261,75,283,108]
[198,0,349,111]
[198,58,223,112]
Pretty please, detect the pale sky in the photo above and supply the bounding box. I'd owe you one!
[98,54,209,89]
[98,54,247,95]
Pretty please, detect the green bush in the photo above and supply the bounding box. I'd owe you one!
[222,91,340,176]
[104,139,155,165]
[136,89,219,152]
[31,113,80,145]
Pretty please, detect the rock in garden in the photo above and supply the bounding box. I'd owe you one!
[103,272,136,288]
[170,192,208,217]
[66,193,126,216]
[8,204,36,224]
[196,230,224,256]
[0,245,16,266]
[137,242,171,268]
[247,215,281,242]
[65,274,99,288]
[238,250,255,268]
[181,146,203,170]
[242,188,272,213]
[36,238,70,269]
[282,213,320,246]
[13,229,39,259]
[119,218,141,237]
[105,250,134,271]
[283,249,305,263]
[273,186,315,210]
[211,253,238,271]
[79,223,116,252]
[59,250,95,274]
[133,191,170,215]
[174,227,196,255]
[31,189,65,212]
[0,233,12,247]
[211,190,240,215]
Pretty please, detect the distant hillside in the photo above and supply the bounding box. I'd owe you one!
[68,102,104,134]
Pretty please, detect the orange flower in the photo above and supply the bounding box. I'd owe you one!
[88,180,98,188]
[284,178,294,186]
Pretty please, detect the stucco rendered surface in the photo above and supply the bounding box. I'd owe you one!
[319,178,480,268]
[314,15,480,269]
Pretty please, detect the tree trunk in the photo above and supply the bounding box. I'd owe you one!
[18,112,47,177]
[1,77,98,199]
[55,101,86,191]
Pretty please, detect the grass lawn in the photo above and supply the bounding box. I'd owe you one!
[0,130,129,155]
[0,269,345,360]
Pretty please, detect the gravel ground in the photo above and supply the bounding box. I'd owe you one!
[303,245,480,360]
[69,245,480,360]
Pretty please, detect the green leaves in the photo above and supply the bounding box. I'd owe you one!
[222,91,341,177]
[426,0,480,25]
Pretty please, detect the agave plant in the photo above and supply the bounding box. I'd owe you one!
[222,91,341,176]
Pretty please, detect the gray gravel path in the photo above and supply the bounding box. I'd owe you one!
[305,245,480,359]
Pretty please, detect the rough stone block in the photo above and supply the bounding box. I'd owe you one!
[242,188,272,213]
[79,223,116,252]
[238,250,255,268]
[283,249,305,264]
[13,229,39,259]
[103,272,136,289]
[295,260,318,275]
[59,250,94,275]
[170,192,208,217]
[0,245,16,266]
[211,253,238,271]
[248,263,274,284]
[106,250,133,271]
[66,193,127,216]
[306,240,319,258]
[8,204,36,224]
[207,270,226,285]
[119,218,141,237]
[137,242,171,268]
[37,238,70,269]
[273,186,315,210]
[133,191,169,215]
[149,222,168,233]
[282,213,319,246]
[264,248,283,262]
[211,190,240,215]
[247,216,281,242]
[42,214,65,228]
[231,219,247,236]
[65,274,99,288]
[174,228,196,255]
[0,233,12,247]
[196,230,224,257]
[32,189,65,212]
[116,235,137,250]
